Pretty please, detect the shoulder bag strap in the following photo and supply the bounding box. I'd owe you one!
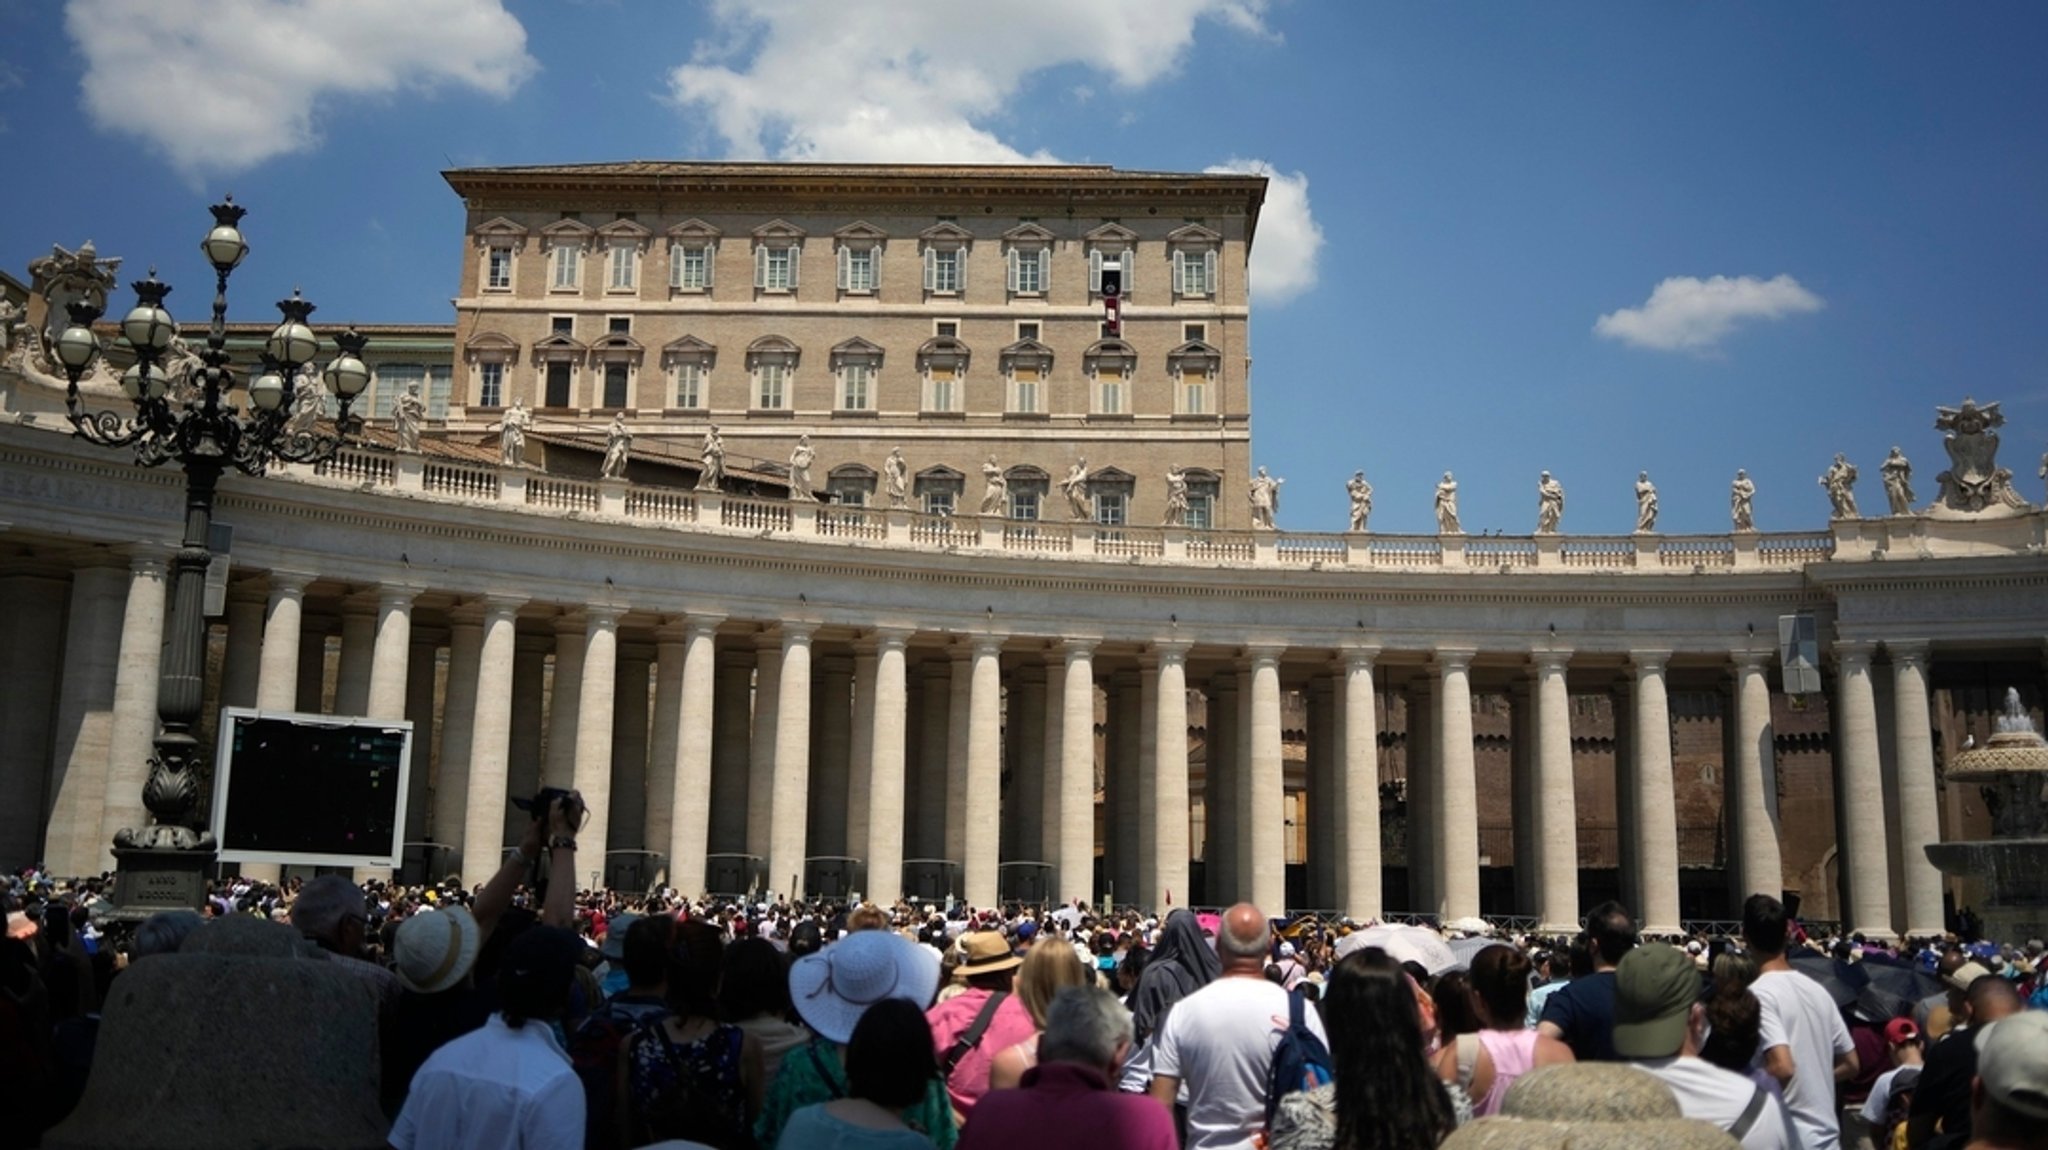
[806,1038,845,1100]
[943,991,1009,1076]
[1730,1083,1769,1141]
[1454,1033,1480,1091]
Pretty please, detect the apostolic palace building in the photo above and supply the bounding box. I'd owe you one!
[2,162,2044,939]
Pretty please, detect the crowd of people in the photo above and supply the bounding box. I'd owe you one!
[3,795,2045,1149]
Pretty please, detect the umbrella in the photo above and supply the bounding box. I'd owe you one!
[1448,936,1508,970]
[1445,916,1493,936]
[1336,923,1460,974]
[1853,962,1946,1021]
[1050,905,1084,928]
[1790,950,1870,1008]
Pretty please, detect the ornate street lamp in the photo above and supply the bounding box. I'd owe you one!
[51,198,368,910]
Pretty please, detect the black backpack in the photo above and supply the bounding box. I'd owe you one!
[1264,988,1333,1127]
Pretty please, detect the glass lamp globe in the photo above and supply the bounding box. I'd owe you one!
[201,223,248,272]
[119,363,145,401]
[324,350,370,400]
[54,319,101,373]
[249,365,286,411]
[120,299,175,353]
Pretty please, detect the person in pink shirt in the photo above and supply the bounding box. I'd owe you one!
[959,986,1177,1150]
[1434,944,1574,1115]
[928,931,1038,1124]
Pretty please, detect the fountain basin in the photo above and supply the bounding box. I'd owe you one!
[1924,839,2048,943]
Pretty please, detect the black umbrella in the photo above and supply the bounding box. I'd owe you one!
[1790,949,1870,1008]
[1853,961,1946,1020]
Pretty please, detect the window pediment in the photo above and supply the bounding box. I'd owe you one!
[1002,222,1056,244]
[597,219,652,245]
[592,334,644,362]
[746,334,800,366]
[473,217,530,250]
[916,336,971,370]
[532,332,586,363]
[751,219,807,241]
[917,465,965,482]
[540,218,595,249]
[830,336,885,366]
[1091,466,1136,485]
[1182,467,1221,483]
[1084,338,1136,374]
[834,220,888,242]
[661,334,718,360]
[829,462,877,481]
[667,218,721,242]
[1086,222,1139,244]
[999,338,1053,373]
[1166,223,1222,245]
[920,221,974,244]
[1004,464,1050,482]
[464,331,519,361]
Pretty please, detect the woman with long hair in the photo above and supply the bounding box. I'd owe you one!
[1269,947,1458,1150]
[721,937,811,1095]
[988,937,1093,1090]
[1432,945,1573,1116]
[618,918,764,1149]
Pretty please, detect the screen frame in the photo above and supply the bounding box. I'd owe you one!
[208,706,415,868]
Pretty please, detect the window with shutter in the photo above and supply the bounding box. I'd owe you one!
[672,244,711,291]
[478,362,504,408]
[551,245,580,290]
[674,362,703,409]
[608,244,635,291]
[485,247,513,290]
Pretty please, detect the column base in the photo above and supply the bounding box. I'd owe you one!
[108,845,215,921]
[1640,922,1686,940]
[1536,920,1581,936]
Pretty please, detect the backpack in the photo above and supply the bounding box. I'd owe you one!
[1264,988,1334,1128]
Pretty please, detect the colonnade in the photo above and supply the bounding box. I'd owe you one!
[0,556,1957,939]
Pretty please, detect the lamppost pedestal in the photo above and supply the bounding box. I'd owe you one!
[109,846,215,921]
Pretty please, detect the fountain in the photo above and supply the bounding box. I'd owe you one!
[1924,688,2048,942]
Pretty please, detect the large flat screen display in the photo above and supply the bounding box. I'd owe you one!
[209,707,413,868]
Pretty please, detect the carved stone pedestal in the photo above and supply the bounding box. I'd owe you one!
[108,845,213,922]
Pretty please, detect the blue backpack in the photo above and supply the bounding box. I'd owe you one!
[1264,988,1334,1127]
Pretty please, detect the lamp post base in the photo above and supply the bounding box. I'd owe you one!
[109,845,215,921]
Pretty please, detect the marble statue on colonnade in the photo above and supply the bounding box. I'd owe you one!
[785,434,814,500]
[1164,465,1189,526]
[285,363,323,437]
[1881,446,1915,516]
[1435,471,1462,534]
[1933,397,2030,515]
[25,239,120,374]
[979,456,1006,515]
[1730,469,1757,531]
[1535,471,1564,534]
[696,424,725,492]
[0,298,23,354]
[1634,471,1659,533]
[1248,466,1283,529]
[1346,470,1373,531]
[602,413,632,480]
[394,382,425,454]
[497,398,532,467]
[1821,453,1860,519]
[884,447,908,509]
[1060,458,1091,520]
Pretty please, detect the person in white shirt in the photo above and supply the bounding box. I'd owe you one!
[1742,894,1858,1150]
[389,925,587,1149]
[1147,903,1328,1150]
[1614,942,1800,1150]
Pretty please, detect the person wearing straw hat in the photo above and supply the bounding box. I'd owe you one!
[756,928,954,1149]
[928,930,1035,1125]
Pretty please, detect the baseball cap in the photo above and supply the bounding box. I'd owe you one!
[1975,1012,2048,1121]
[1884,1018,1920,1046]
[1612,943,1699,1059]
[1947,961,1992,992]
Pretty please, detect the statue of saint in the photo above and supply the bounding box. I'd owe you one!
[1060,458,1091,520]
[285,362,323,437]
[1164,466,1190,526]
[1820,453,1860,519]
[1346,471,1373,532]
[0,298,22,354]
[601,413,632,480]
[696,423,726,492]
[1634,471,1659,533]
[393,381,426,454]
[785,434,815,500]
[1730,469,1757,532]
[1536,471,1565,534]
[883,447,908,509]
[498,398,532,467]
[1248,466,1283,530]
[979,456,1007,516]
[1881,446,1915,516]
[1435,471,1462,534]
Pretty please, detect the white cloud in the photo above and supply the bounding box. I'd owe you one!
[1208,160,1322,305]
[1595,274,1824,353]
[64,0,536,179]
[668,1,1322,307]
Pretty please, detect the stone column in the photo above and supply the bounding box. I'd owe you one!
[1307,676,1337,910]
[748,637,782,863]
[667,618,721,896]
[1008,665,1048,865]
[1040,659,1067,865]
[1207,672,1240,904]
[572,608,621,889]
[543,616,586,790]
[435,613,486,872]
[607,649,653,866]
[1613,677,1638,910]
[218,587,267,710]
[1631,652,1683,936]
[1834,640,1894,938]
[916,660,951,862]
[964,636,1005,907]
[809,655,854,859]
[646,625,687,885]
[768,624,815,899]
[1248,646,1287,915]
[1406,679,1437,914]
[1532,651,1581,933]
[1889,643,1945,939]
[1058,641,1097,905]
[0,575,70,872]
[1108,669,1141,904]
[361,587,417,871]
[295,615,331,713]
[946,646,973,867]
[1136,652,1162,907]
[708,648,754,856]
[402,631,440,855]
[95,555,170,876]
[503,632,549,845]
[255,572,313,711]
[1509,678,1536,915]
[459,597,524,883]
[1728,652,1783,903]
[864,630,910,904]
[1151,644,1192,909]
[333,602,377,715]
[45,565,130,878]
[1339,649,1382,922]
[846,643,879,868]
[1436,648,1481,922]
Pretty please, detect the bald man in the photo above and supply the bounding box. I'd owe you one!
[1147,903,1325,1150]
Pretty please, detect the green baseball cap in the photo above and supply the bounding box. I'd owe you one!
[1613,943,1700,1059]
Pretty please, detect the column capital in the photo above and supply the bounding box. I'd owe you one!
[1730,648,1774,672]
[780,622,817,647]
[1529,648,1572,674]
[970,634,1006,658]
[1150,638,1194,660]
[1340,645,1380,671]
[1433,646,1478,673]
[264,568,316,594]
[1834,638,1878,668]
[1886,640,1931,667]
[583,604,624,629]
[377,584,425,611]
[1630,649,1673,675]
[461,593,528,623]
[657,614,725,643]
[1244,643,1286,666]
[127,550,171,578]
[553,611,587,638]
[1062,638,1099,661]
[861,626,914,653]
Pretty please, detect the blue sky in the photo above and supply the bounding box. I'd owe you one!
[3,1,2045,535]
